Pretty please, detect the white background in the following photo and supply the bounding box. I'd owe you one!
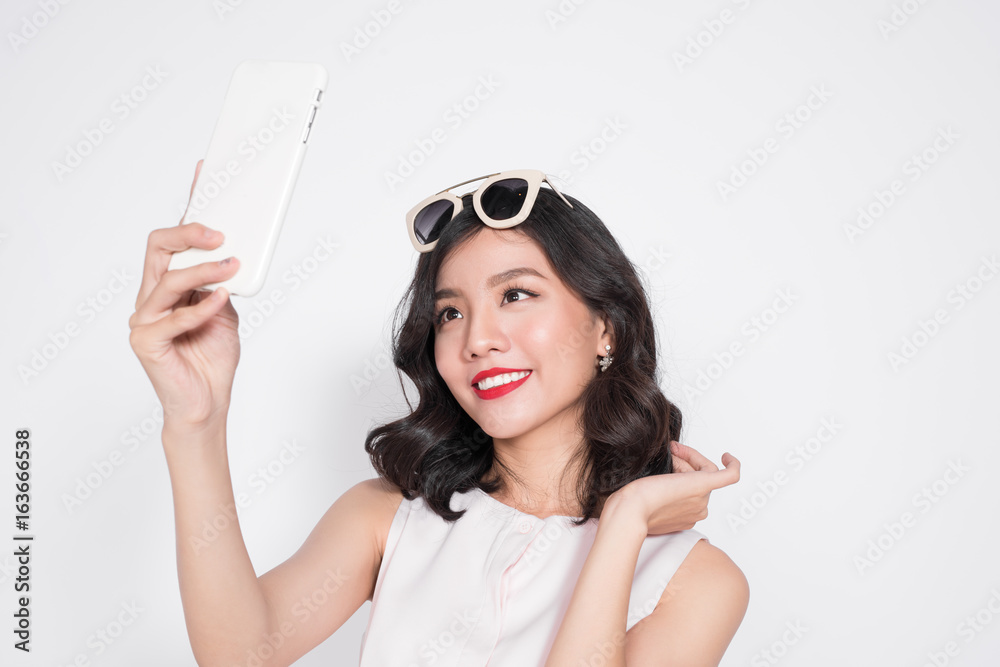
[1,0,999,665]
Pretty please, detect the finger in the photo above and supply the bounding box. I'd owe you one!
[130,286,231,353]
[719,452,741,483]
[669,441,699,472]
[134,222,228,312]
[702,453,741,489]
[671,441,719,473]
[672,455,696,473]
[133,257,240,327]
[134,160,210,309]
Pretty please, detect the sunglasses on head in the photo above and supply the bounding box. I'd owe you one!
[405,169,574,253]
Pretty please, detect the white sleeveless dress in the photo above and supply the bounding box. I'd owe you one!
[358,485,708,666]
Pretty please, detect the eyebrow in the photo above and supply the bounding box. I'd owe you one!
[434,267,547,301]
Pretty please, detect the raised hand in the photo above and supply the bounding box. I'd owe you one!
[612,441,741,536]
[128,160,242,430]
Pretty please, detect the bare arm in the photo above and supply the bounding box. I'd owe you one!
[163,416,397,665]
[543,494,644,667]
[543,496,748,667]
[254,477,402,665]
[130,161,398,665]
[625,540,749,666]
[162,418,271,664]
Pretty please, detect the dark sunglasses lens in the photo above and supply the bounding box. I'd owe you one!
[480,178,529,220]
[413,199,455,245]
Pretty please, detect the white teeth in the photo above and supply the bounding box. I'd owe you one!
[476,371,529,390]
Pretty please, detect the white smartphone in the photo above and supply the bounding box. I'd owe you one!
[168,59,328,297]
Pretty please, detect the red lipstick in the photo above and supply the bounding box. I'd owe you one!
[471,368,532,400]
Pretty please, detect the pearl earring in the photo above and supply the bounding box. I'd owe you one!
[599,344,613,372]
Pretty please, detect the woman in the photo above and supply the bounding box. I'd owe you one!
[129,164,748,666]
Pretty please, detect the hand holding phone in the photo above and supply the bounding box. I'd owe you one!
[167,60,328,297]
[130,161,242,428]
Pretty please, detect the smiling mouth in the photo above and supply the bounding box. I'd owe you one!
[473,370,531,391]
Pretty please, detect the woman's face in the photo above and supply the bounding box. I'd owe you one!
[432,227,611,439]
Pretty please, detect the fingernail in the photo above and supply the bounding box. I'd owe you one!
[218,256,233,266]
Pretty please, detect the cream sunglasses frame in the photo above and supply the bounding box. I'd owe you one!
[405,169,574,253]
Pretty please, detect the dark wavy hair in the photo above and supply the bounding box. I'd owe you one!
[364,185,682,526]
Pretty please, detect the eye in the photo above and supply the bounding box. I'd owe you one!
[434,306,459,325]
[502,287,536,304]
[433,285,538,327]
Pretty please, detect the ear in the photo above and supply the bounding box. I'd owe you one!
[595,314,615,357]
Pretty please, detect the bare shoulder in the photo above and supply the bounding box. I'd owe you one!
[625,539,750,663]
[253,478,407,664]
[670,539,750,604]
[350,477,406,560]
[350,478,405,597]
[347,476,405,514]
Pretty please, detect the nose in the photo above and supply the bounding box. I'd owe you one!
[463,305,509,360]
